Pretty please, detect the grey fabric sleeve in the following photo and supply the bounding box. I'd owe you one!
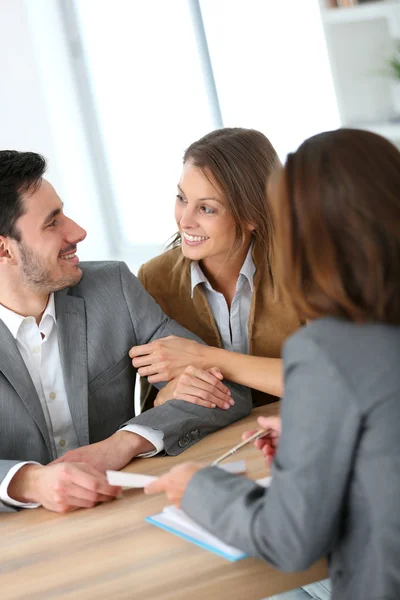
[118,262,252,454]
[181,333,362,571]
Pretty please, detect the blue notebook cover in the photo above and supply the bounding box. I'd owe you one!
[145,508,247,562]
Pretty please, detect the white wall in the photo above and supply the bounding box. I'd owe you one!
[200,0,340,158]
[0,0,340,273]
[0,0,110,262]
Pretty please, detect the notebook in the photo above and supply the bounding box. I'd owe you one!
[145,474,272,561]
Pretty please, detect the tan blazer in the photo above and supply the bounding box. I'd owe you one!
[138,244,301,409]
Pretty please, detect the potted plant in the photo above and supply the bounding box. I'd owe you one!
[387,44,400,115]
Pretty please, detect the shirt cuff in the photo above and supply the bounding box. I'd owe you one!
[0,462,41,508]
[120,425,164,457]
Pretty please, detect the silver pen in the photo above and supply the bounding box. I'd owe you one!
[211,428,269,466]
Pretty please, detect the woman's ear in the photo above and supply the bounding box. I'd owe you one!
[246,222,256,232]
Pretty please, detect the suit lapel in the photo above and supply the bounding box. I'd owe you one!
[0,320,54,458]
[55,291,89,447]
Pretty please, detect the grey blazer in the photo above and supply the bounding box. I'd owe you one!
[0,262,251,511]
[182,317,400,600]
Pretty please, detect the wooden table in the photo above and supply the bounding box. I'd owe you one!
[0,403,328,600]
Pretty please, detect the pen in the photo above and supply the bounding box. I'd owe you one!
[211,428,269,466]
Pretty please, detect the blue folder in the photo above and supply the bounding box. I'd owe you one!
[145,511,248,562]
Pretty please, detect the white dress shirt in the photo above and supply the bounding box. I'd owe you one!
[0,295,162,509]
[190,241,256,354]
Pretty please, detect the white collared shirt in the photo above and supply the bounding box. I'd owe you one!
[190,240,256,354]
[0,296,163,509]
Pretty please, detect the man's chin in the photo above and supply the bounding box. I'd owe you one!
[67,266,83,287]
[52,268,83,292]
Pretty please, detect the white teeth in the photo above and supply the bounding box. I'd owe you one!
[60,253,76,260]
[182,231,209,242]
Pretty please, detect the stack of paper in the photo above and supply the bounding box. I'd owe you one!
[145,473,272,562]
[106,462,271,561]
[146,504,247,561]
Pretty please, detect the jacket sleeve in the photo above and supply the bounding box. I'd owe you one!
[137,264,158,410]
[181,332,362,570]
[119,262,253,455]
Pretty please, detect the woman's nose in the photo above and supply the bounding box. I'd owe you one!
[179,205,198,229]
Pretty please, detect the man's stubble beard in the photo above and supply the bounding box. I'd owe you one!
[18,242,82,294]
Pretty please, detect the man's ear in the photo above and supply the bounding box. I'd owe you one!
[0,236,17,264]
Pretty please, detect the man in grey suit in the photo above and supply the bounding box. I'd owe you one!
[0,150,250,513]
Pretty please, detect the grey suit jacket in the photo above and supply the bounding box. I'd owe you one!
[0,261,251,511]
[182,317,400,600]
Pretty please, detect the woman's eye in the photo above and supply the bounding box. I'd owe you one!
[200,205,215,215]
[176,194,187,203]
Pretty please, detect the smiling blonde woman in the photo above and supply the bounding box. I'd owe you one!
[131,128,301,411]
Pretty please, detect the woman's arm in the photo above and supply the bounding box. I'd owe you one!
[203,347,282,396]
[130,336,283,397]
[180,333,361,571]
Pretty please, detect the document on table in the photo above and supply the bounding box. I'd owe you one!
[106,459,247,489]
[106,471,158,488]
[145,473,272,561]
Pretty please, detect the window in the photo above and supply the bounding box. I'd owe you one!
[69,0,339,268]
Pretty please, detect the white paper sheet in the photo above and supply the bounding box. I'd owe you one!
[106,470,158,488]
[106,460,247,490]
[256,475,272,487]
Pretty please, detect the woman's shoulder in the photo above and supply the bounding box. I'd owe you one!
[284,316,400,376]
[138,247,190,293]
[284,317,363,355]
[140,246,181,273]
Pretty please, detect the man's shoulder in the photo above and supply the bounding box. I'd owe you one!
[79,260,126,280]
[71,261,134,294]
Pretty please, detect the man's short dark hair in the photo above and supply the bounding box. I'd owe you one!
[0,150,47,241]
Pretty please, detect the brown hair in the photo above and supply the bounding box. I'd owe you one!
[272,128,400,324]
[169,127,280,264]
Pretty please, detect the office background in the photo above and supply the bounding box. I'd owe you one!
[1,0,396,273]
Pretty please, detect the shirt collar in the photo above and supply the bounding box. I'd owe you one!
[190,261,209,298]
[190,239,256,298]
[0,293,56,339]
[240,239,256,292]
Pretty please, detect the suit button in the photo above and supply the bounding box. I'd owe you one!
[178,434,192,448]
[190,429,200,439]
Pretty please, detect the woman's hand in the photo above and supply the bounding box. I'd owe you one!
[154,366,234,410]
[129,336,207,383]
[242,416,282,467]
[144,462,203,507]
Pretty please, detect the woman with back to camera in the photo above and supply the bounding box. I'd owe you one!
[130,128,301,411]
[146,128,400,600]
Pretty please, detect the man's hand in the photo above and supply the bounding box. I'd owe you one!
[129,336,207,383]
[242,416,282,467]
[7,462,121,513]
[52,431,155,473]
[144,462,203,507]
[155,366,234,410]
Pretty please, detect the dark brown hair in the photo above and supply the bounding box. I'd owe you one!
[0,150,46,241]
[169,127,280,263]
[272,128,400,324]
